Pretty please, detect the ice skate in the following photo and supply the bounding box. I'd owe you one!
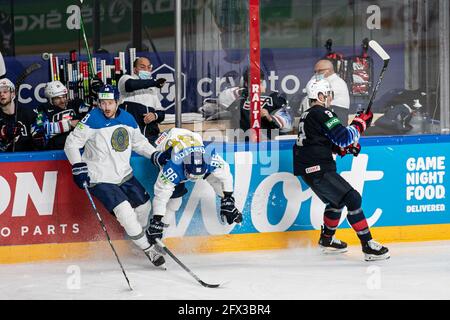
[318,226,348,254]
[362,240,390,261]
[144,245,166,268]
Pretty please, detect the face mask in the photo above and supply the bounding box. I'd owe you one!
[314,73,325,81]
[138,70,152,80]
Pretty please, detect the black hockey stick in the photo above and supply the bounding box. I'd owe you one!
[12,62,42,151]
[83,183,133,291]
[365,40,390,114]
[155,239,223,288]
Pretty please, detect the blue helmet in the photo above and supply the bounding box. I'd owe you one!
[183,150,208,181]
[98,85,119,101]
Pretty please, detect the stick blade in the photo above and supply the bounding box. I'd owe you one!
[199,280,222,288]
[369,40,390,61]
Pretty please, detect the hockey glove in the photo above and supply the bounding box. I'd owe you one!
[90,77,104,94]
[0,122,21,141]
[351,110,373,134]
[72,162,90,189]
[31,113,49,149]
[345,143,361,157]
[146,215,168,245]
[150,147,173,169]
[269,92,288,108]
[332,143,361,158]
[331,144,346,157]
[155,78,166,89]
[31,131,47,149]
[220,192,243,225]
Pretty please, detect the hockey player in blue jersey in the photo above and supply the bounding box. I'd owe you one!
[145,128,243,246]
[64,85,170,267]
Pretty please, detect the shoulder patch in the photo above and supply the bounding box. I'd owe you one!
[76,122,85,130]
[325,117,341,130]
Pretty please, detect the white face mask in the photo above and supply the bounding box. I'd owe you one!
[314,73,325,81]
[138,70,152,80]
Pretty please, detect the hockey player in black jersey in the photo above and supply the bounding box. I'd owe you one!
[293,78,389,261]
[0,78,37,152]
[32,81,91,150]
[225,68,293,140]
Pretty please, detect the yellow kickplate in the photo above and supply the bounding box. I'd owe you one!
[2,224,450,264]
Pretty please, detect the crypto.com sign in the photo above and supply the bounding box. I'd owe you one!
[152,64,186,111]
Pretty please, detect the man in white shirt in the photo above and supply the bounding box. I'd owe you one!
[301,59,350,124]
[118,57,166,144]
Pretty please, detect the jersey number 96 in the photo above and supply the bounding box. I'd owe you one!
[162,167,178,182]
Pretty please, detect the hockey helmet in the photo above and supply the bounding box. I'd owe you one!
[0,78,15,92]
[44,81,68,99]
[306,78,333,100]
[98,84,119,101]
[183,150,208,181]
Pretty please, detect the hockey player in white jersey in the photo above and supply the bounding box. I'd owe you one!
[64,85,171,267]
[146,128,243,245]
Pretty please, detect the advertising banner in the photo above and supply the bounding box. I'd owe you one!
[0,159,124,247]
[1,136,449,252]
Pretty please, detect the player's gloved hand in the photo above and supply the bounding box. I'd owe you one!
[331,144,346,157]
[146,215,168,245]
[332,143,361,158]
[345,143,361,157]
[72,162,90,189]
[269,92,288,108]
[351,110,373,134]
[90,77,104,94]
[31,113,49,149]
[31,131,47,149]
[220,192,243,224]
[0,122,21,141]
[150,147,173,169]
[155,78,166,89]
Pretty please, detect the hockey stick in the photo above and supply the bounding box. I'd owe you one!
[12,62,42,151]
[0,51,5,78]
[365,40,390,114]
[78,0,95,78]
[349,41,390,152]
[155,238,223,288]
[83,183,133,291]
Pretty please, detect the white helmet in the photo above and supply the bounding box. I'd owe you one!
[0,78,15,92]
[306,78,333,100]
[44,81,68,99]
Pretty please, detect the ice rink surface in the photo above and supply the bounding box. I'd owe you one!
[1,241,449,300]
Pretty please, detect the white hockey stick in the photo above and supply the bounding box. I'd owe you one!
[365,40,390,114]
[369,40,390,62]
[0,51,5,78]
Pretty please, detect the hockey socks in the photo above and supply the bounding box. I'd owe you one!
[346,208,372,243]
[323,205,343,236]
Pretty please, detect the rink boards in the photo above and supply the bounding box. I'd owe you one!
[1,135,450,263]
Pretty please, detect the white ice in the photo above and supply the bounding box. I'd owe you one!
[1,240,450,300]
